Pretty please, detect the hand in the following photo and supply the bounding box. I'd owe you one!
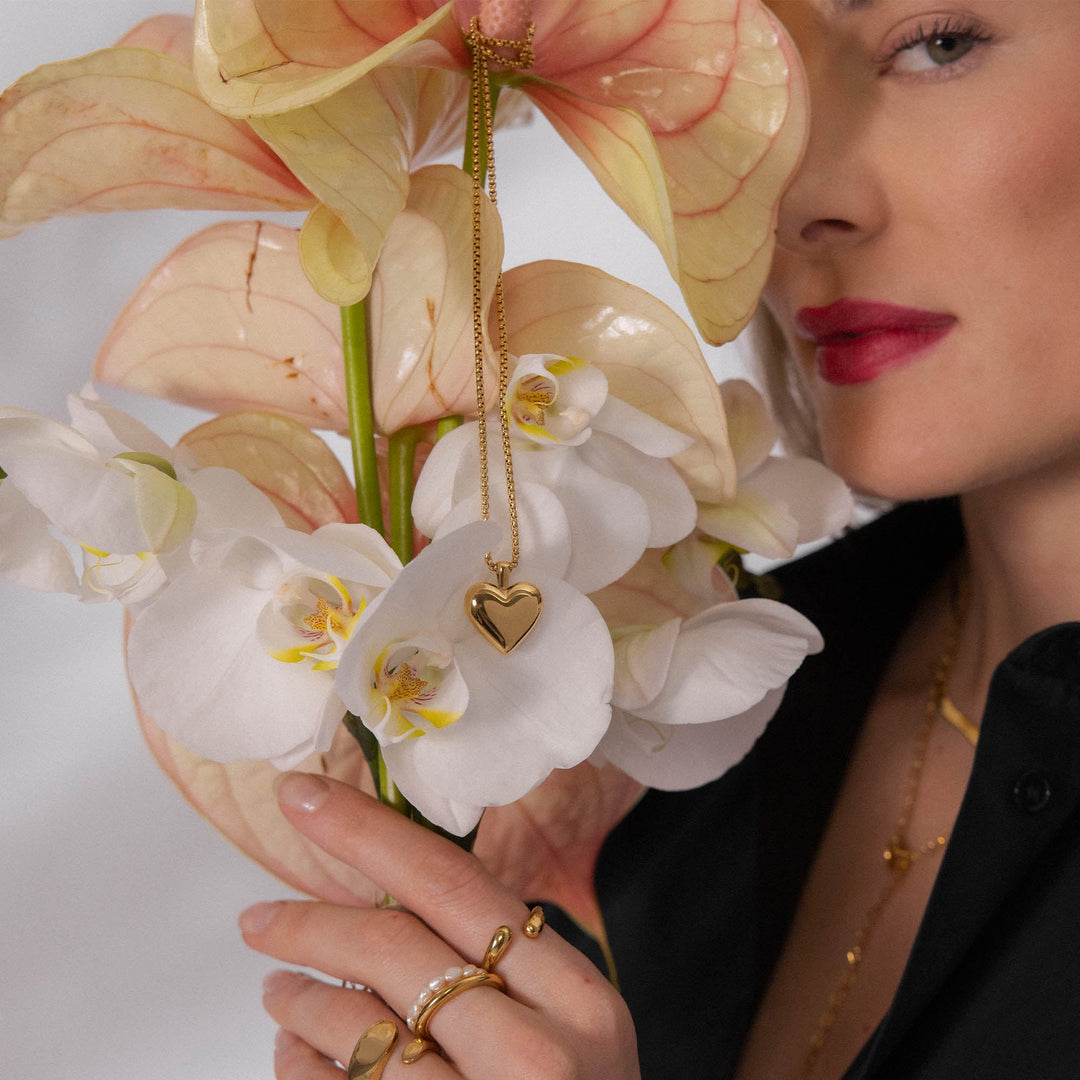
[239,773,641,1079]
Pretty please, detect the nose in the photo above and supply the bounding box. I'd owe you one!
[774,75,888,253]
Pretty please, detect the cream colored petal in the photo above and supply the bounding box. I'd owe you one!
[255,68,469,305]
[178,411,358,532]
[369,164,501,434]
[720,377,777,476]
[502,260,735,502]
[529,0,808,344]
[0,47,312,237]
[96,221,347,430]
[193,0,462,117]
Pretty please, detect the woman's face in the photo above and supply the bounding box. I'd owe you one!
[764,0,1080,500]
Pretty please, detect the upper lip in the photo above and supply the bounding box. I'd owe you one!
[795,299,957,343]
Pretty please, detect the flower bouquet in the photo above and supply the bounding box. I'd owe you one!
[0,0,852,1067]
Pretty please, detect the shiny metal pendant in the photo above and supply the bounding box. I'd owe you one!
[465,567,542,653]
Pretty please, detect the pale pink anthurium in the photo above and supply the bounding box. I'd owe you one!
[690,379,855,563]
[127,521,403,770]
[412,351,698,594]
[192,0,808,342]
[0,15,314,240]
[588,547,823,790]
[334,520,613,835]
[95,164,502,437]
[0,390,279,605]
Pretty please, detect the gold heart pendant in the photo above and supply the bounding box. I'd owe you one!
[466,579,543,653]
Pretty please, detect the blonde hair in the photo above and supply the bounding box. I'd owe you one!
[745,304,823,462]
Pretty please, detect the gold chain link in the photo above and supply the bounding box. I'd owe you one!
[465,17,535,576]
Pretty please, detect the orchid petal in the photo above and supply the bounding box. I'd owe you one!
[578,432,697,549]
[0,413,191,554]
[636,599,822,725]
[589,547,735,631]
[96,222,347,430]
[663,534,737,602]
[611,618,681,713]
[128,561,345,764]
[696,486,798,560]
[720,378,777,476]
[590,396,692,459]
[369,165,501,434]
[66,388,175,461]
[600,688,784,790]
[0,47,312,237]
[502,260,735,502]
[0,481,79,594]
[192,0,462,117]
[411,421,472,538]
[178,411,358,532]
[739,456,855,548]
[383,574,613,831]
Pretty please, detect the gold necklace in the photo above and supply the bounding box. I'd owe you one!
[800,610,967,1078]
[462,18,543,654]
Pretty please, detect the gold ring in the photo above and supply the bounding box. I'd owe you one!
[402,969,506,1064]
[347,1019,397,1080]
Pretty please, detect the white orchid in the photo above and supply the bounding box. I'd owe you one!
[127,522,402,770]
[0,391,281,605]
[692,379,854,561]
[413,353,698,595]
[335,520,614,836]
[588,548,822,789]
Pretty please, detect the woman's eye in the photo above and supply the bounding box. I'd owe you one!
[886,23,988,75]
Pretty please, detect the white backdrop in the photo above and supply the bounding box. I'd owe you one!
[0,3,749,1077]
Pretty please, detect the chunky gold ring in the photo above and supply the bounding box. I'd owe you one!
[347,1019,398,1080]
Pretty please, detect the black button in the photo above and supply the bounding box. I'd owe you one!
[1013,770,1052,813]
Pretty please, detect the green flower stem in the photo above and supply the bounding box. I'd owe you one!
[378,756,411,817]
[387,425,424,565]
[462,79,502,178]
[340,298,384,534]
[436,415,464,440]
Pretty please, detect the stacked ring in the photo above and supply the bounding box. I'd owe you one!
[400,909,544,1065]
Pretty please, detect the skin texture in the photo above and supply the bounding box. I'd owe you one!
[240,774,640,1079]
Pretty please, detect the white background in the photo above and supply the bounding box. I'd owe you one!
[0,3,749,1077]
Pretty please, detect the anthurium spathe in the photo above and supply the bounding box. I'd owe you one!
[95,165,501,436]
[0,15,313,238]
[193,0,807,342]
[127,521,402,769]
[694,379,854,561]
[412,352,698,594]
[334,520,614,835]
[589,548,822,789]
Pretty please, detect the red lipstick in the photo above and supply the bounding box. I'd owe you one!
[796,299,957,385]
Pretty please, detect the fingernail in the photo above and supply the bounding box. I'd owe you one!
[263,969,297,1000]
[239,901,280,935]
[276,771,330,812]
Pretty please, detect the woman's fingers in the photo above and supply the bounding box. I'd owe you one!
[243,900,558,1076]
[273,1028,342,1080]
[271,774,598,996]
[265,973,456,1079]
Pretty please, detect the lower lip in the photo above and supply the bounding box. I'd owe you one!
[815,325,956,385]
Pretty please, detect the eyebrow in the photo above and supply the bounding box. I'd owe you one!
[833,0,878,11]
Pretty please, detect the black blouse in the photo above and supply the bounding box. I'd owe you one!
[569,500,1080,1079]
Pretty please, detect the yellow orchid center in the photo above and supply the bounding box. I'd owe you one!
[367,642,467,744]
[511,373,557,429]
[269,575,365,672]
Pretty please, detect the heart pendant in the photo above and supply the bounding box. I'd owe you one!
[465,579,543,653]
